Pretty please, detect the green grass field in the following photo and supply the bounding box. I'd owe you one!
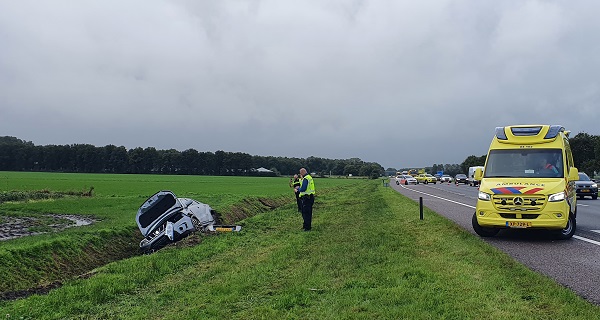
[1,172,599,319]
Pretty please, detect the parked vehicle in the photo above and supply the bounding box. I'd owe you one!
[416,173,437,184]
[576,172,598,200]
[454,174,468,185]
[394,175,403,185]
[468,166,484,187]
[440,175,452,183]
[472,125,579,240]
[400,175,418,185]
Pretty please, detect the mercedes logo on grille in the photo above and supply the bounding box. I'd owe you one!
[513,197,523,206]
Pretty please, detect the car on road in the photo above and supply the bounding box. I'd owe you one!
[399,175,418,185]
[416,173,437,184]
[576,172,598,200]
[394,175,403,185]
[440,174,452,183]
[454,174,468,185]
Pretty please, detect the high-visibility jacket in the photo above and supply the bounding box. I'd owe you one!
[292,178,301,188]
[299,174,315,197]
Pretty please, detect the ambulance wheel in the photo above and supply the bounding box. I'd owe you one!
[555,214,576,240]
[472,213,499,237]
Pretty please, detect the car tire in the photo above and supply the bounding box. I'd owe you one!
[405,181,408,185]
[593,194,598,200]
[555,214,576,240]
[472,213,499,237]
[396,181,399,185]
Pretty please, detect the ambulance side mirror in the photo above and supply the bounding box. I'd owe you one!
[568,167,579,181]
[474,168,483,181]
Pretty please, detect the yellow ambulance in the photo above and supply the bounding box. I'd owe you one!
[472,125,579,239]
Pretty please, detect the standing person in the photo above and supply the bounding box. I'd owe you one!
[289,174,302,212]
[295,168,315,231]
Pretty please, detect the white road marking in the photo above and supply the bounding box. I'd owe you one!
[400,184,475,209]
[591,230,600,234]
[399,184,600,247]
[573,236,600,246]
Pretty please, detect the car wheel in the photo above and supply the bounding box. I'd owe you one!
[472,213,499,237]
[424,181,428,184]
[593,194,598,200]
[405,181,408,185]
[555,214,576,240]
[396,181,399,185]
[191,216,202,231]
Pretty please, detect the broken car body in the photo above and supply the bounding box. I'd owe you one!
[136,190,238,253]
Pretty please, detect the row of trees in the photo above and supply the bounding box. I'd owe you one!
[569,132,600,175]
[0,136,384,178]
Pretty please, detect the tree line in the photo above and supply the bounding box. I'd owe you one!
[0,136,384,178]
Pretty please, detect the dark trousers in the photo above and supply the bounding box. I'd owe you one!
[295,192,302,212]
[301,195,314,231]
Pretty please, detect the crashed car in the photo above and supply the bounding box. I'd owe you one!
[136,190,234,253]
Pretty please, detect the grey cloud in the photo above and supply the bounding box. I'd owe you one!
[1,0,599,169]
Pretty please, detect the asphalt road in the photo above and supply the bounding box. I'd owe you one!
[390,180,600,305]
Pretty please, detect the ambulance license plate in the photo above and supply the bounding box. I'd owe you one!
[506,221,531,228]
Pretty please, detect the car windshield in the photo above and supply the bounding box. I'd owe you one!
[578,173,590,181]
[484,149,563,178]
[456,174,466,178]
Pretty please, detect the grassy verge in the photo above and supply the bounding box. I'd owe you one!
[0,172,357,294]
[1,180,598,319]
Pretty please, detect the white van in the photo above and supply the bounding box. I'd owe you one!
[468,166,484,187]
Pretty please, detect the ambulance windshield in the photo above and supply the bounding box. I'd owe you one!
[484,149,563,178]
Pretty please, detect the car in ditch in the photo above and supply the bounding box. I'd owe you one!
[136,190,223,253]
[576,172,598,200]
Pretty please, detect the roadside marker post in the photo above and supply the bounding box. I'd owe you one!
[419,197,424,220]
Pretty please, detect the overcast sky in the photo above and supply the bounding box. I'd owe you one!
[1,0,599,169]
